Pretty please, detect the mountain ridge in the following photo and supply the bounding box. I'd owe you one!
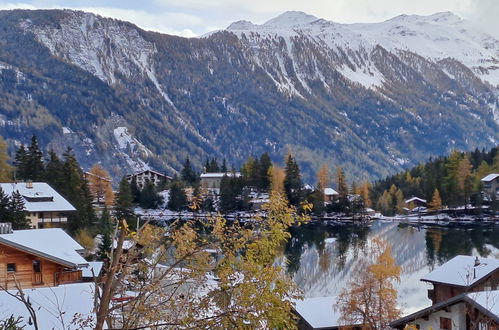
[0,9,497,182]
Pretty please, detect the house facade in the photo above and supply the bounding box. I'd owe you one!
[391,255,499,329]
[481,174,499,200]
[0,227,88,289]
[0,182,76,229]
[126,169,172,190]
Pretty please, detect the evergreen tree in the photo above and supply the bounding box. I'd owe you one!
[167,180,188,211]
[0,187,11,222]
[14,144,28,181]
[130,176,141,204]
[221,158,228,173]
[0,135,12,182]
[26,135,45,181]
[44,150,64,191]
[61,148,96,233]
[181,157,198,186]
[219,175,239,213]
[10,190,29,229]
[139,180,163,209]
[284,154,302,206]
[336,166,349,212]
[97,207,113,261]
[259,152,272,191]
[114,177,136,228]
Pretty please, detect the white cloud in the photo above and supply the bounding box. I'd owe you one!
[466,0,499,38]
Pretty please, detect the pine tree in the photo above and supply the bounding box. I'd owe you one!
[284,154,302,206]
[61,148,96,233]
[181,157,198,186]
[0,135,12,182]
[97,207,113,261]
[209,158,220,173]
[221,158,228,173]
[114,177,136,228]
[14,144,28,181]
[44,150,64,191]
[0,187,11,222]
[26,135,45,181]
[336,166,349,212]
[259,152,272,191]
[167,180,188,211]
[10,190,29,229]
[139,180,163,209]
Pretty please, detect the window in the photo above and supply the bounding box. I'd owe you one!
[7,263,16,272]
[440,317,452,330]
[33,260,41,273]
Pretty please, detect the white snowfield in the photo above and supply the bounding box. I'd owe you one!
[421,255,499,287]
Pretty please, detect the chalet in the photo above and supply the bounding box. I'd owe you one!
[126,169,172,190]
[390,291,499,330]
[0,182,76,229]
[405,197,427,209]
[200,172,241,190]
[390,255,499,330]
[324,188,339,202]
[481,173,499,200]
[0,226,88,289]
[422,255,499,304]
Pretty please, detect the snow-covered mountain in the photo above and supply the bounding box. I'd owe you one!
[0,9,497,180]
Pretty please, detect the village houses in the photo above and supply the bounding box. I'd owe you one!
[481,173,499,200]
[126,169,172,189]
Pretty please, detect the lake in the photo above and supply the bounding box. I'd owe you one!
[284,220,499,314]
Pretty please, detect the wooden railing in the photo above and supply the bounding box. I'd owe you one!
[32,272,43,285]
[55,270,82,285]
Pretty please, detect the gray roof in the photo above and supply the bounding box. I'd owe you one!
[481,173,499,182]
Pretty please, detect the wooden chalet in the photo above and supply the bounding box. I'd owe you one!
[0,226,89,289]
[421,255,499,304]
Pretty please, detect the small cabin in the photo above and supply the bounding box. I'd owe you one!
[0,182,76,229]
[421,255,499,305]
[405,197,427,209]
[324,188,339,202]
[0,227,88,289]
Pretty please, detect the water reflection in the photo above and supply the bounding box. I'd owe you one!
[285,221,499,314]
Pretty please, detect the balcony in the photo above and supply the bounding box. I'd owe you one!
[55,270,82,285]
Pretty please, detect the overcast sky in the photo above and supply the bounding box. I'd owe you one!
[0,0,497,37]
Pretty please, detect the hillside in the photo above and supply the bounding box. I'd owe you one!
[0,9,498,181]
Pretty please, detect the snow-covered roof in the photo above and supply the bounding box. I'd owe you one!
[405,197,427,204]
[0,228,88,268]
[467,290,499,319]
[82,261,104,278]
[481,173,499,182]
[127,169,172,179]
[421,255,499,287]
[294,296,352,328]
[0,283,96,329]
[324,188,339,196]
[200,172,241,178]
[0,182,76,212]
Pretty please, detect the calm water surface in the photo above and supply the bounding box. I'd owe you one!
[284,221,499,314]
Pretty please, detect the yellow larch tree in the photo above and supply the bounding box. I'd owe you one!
[87,163,114,207]
[337,238,401,329]
[0,135,12,182]
[428,189,442,211]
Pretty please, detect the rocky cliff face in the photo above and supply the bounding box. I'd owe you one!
[0,9,497,181]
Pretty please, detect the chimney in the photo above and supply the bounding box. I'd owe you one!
[0,223,13,234]
[474,256,480,267]
[26,180,33,189]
